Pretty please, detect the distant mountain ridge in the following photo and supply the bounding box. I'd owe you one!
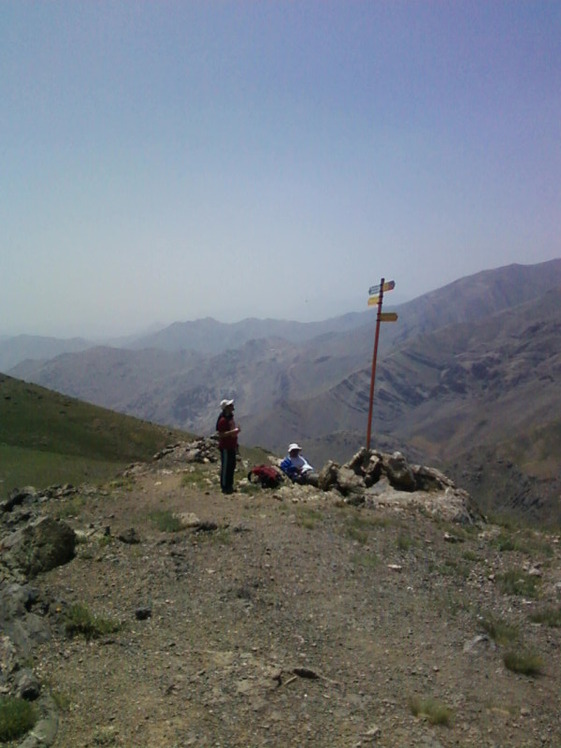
[7,258,561,522]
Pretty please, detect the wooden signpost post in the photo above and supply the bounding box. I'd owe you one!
[366,277,397,451]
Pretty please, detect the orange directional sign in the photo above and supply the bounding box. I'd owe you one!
[368,279,395,296]
[378,312,398,322]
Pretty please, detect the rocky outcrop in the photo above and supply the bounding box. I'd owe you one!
[277,447,483,525]
[1,488,77,746]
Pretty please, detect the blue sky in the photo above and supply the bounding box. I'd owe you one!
[2,1,560,338]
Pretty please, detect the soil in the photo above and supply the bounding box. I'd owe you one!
[27,454,561,748]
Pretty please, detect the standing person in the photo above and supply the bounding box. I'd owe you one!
[280,443,319,487]
[216,399,240,494]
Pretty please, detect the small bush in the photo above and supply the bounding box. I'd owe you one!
[295,507,323,530]
[0,696,37,742]
[50,495,86,519]
[352,551,379,569]
[149,510,184,533]
[181,467,214,490]
[462,549,481,562]
[65,603,122,641]
[497,569,539,598]
[396,533,414,551]
[479,613,519,645]
[409,695,453,726]
[503,649,543,676]
[529,605,561,628]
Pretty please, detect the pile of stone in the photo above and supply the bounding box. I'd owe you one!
[278,448,484,526]
[153,437,219,465]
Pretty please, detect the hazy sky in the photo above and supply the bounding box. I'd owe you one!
[2,1,560,338]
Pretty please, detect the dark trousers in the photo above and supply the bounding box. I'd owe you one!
[220,448,236,493]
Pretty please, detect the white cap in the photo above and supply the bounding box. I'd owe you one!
[288,443,302,452]
[220,399,234,410]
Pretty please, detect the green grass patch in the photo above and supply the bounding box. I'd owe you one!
[352,551,379,569]
[462,549,481,562]
[409,695,453,726]
[0,444,125,497]
[440,558,470,578]
[181,465,215,490]
[193,526,232,546]
[295,506,323,530]
[497,569,540,598]
[48,494,86,519]
[343,512,386,544]
[503,649,543,676]
[149,510,184,533]
[0,696,37,742]
[479,613,519,645]
[50,690,71,711]
[491,529,553,557]
[396,533,415,551]
[529,605,561,628]
[237,482,263,496]
[65,603,122,641]
[434,590,470,618]
[0,374,190,497]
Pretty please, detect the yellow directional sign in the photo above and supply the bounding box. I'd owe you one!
[368,279,395,296]
[367,295,380,306]
[378,312,398,322]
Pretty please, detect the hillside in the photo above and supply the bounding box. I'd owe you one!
[2,441,561,747]
[0,375,190,495]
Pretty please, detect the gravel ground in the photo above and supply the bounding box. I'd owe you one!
[25,459,561,748]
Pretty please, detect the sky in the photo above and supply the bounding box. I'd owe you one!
[1,1,560,338]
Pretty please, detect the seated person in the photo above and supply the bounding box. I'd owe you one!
[280,443,319,486]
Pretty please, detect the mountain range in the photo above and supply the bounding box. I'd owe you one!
[5,258,561,523]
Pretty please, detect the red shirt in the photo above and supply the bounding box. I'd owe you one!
[217,414,238,450]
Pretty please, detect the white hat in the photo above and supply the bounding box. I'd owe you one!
[288,443,302,452]
[220,399,234,410]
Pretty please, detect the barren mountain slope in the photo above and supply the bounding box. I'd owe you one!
[20,451,561,748]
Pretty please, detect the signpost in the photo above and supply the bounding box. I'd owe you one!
[378,312,398,322]
[366,277,396,451]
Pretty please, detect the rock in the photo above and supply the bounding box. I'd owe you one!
[135,607,152,621]
[463,634,496,654]
[317,461,340,491]
[15,668,41,700]
[175,512,202,528]
[412,464,455,492]
[118,528,141,544]
[382,452,416,492]
[335,467,366,502]
[3,516,76,578]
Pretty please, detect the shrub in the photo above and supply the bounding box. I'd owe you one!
[296,507,323,530]
[479,613,519,645]
[0,697,37,742]
[409,695,453,726]
[65,603,122,641]
[529,606,561,628]
[503,649,543,676]
[497,569,539,598]
[149,510,184,533]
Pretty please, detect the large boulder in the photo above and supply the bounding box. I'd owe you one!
[3,516,76,578]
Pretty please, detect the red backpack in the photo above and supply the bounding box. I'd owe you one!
[247,465,284,489]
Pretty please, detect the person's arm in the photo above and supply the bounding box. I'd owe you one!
[280,457,298,479]
[217,417,240,438]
